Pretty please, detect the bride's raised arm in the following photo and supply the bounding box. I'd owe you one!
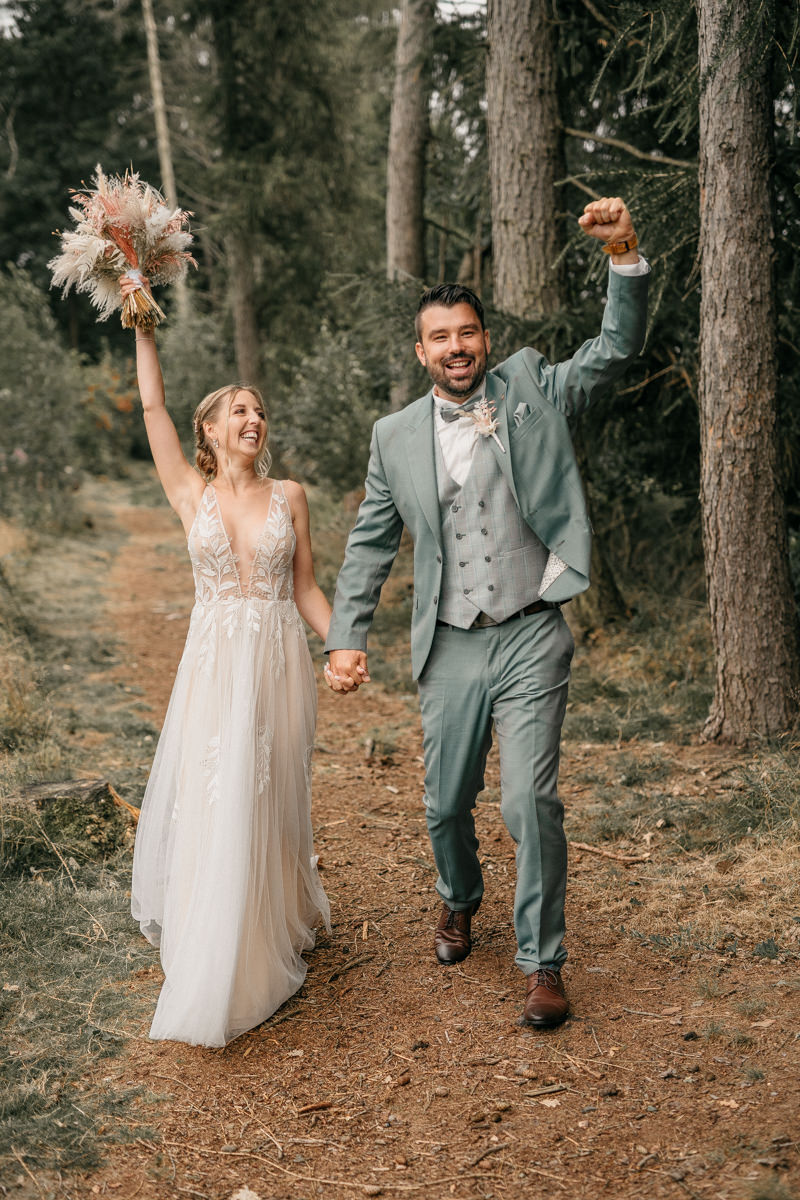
[122,276,203,530]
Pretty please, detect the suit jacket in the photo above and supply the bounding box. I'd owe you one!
[326,268,649,680]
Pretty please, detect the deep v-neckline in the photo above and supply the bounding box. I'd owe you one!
[208,481,278,596]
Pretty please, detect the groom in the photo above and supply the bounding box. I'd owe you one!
[325,197,649,1027]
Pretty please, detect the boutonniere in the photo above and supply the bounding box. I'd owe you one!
[470,398,505,453]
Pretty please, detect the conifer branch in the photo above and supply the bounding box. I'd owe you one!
[563,127,695,170]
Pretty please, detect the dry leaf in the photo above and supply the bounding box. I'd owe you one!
[540,1097,561,1108]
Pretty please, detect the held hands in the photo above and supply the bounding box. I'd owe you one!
[578,197,638,262]
[324,650,371,694]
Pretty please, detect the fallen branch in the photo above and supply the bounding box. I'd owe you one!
[108,783,141,821]
[325,954,374,984]
[11,776,140,821]
[160,1141,499,1193]
[468,1143,509,1168]
[570,841,651,864]
[523,1083,568,1097]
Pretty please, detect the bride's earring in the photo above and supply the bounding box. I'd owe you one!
[212,438,219,449]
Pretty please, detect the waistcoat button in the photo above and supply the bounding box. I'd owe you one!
[488,585,494,591]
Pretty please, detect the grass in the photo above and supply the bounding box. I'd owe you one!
[564,596,713,743]
[1,876,155,1172]
[0,488,162,1178]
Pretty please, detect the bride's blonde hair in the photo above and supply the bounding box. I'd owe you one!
[193,384,271,480]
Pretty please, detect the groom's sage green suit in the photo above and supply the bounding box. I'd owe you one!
[326,267,649,974]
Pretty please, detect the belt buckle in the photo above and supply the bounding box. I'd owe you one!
[471,611,497,629]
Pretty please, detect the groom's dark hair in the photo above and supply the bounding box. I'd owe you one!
[415,283,486,338]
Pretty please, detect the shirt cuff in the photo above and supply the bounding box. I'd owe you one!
[609,254,650,277]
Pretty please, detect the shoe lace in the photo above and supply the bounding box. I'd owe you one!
[532,968,560,989]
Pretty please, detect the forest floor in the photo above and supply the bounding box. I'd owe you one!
[2,469,799,1200]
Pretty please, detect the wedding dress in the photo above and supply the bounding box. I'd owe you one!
[131,481,330,1047]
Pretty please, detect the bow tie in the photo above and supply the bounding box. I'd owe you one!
[437,396,482,423]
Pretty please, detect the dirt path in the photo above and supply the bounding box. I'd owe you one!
[69,483,798,1200]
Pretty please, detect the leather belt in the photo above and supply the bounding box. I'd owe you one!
[436,599,560,632]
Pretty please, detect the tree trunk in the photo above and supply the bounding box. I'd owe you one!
[486,0,624,627]
[386,0,434,284]
[486,0,565,316]
[698,0,800,741]
[225,233,262,390]
[386,0,434,412]
[141,0,188,321]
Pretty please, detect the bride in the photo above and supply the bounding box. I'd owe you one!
[124,276,331,1047]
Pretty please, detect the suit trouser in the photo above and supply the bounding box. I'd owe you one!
[417,606,574,974]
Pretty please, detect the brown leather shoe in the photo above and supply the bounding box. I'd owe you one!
[434,902,478,964]
[522,968,570,1028]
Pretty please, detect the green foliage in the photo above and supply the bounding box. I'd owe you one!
[279,270,429,491]
[564,0,800,544]
[282,319,388,494]
[0,267,84,525]
[0,268,151,521]
[0,0,160,353]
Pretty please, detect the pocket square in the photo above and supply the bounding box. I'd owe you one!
[513,402,529,427]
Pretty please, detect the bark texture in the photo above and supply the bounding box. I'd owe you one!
[386,0,434,283]
[141,0,187,320]
[225,233,262,392]
[486,0,565,316]
[698,0,800,741]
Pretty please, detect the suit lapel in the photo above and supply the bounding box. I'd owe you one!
[485,373,519,505]
[405,392,443,549]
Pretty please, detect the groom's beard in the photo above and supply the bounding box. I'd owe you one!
[426,355,488,402]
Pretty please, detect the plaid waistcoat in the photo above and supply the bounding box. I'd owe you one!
[435,432,550,627]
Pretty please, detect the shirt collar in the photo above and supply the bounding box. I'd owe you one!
[433,381,486,414]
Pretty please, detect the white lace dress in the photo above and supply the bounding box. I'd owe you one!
[131,481,330,1047]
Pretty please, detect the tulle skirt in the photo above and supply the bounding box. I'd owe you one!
[131,597,330,1047]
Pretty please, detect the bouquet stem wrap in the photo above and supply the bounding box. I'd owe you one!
[121,269,166,331]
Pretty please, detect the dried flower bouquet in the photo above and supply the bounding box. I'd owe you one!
[49,165,196,330]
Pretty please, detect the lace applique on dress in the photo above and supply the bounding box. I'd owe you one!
[189,482,296,609]
[201,735,222,806]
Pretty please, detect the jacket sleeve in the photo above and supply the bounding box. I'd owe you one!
[515,267,649,418]
[324,423,405,653]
